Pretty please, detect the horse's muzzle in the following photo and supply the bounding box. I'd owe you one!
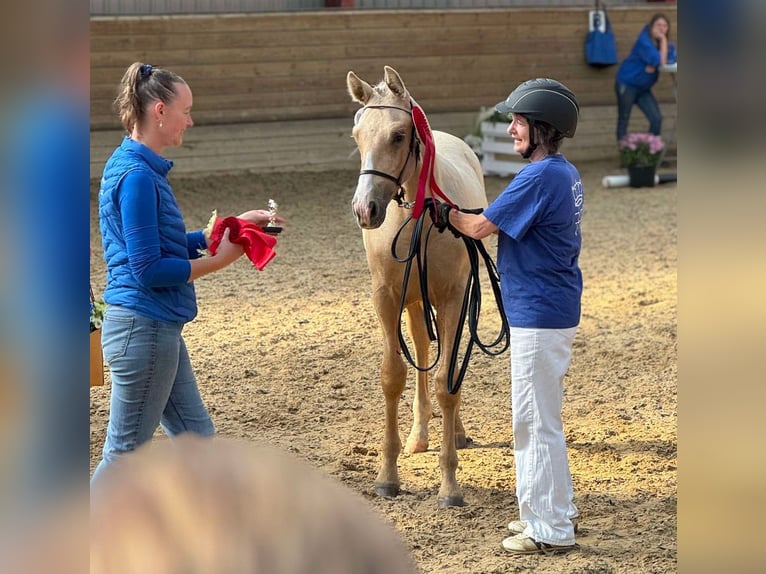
[352,191,389,229]
[353,201,381,229]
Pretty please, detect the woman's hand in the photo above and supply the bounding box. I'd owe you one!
[237,209,286,228]
[656,33,669,66]
[188,228,244,282]
[213,228,244,266]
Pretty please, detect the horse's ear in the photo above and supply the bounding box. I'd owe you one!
[347,71,373,105]
[383,66,408,99]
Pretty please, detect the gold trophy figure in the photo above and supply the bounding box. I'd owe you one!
[263,199,282,234]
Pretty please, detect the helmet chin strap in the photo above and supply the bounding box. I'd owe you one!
[521,121,538,159]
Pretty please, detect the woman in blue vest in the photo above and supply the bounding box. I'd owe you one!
[438,79,582,555]
[615,13,677,144]
[92,63,283,481]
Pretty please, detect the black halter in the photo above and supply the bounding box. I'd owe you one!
[355,104,421,205]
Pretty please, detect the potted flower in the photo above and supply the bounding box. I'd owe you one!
[90,291,105,387]
[90,296,105,332]
[618,132,665,188]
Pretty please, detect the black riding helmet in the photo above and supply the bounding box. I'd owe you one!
[495,78,579,137]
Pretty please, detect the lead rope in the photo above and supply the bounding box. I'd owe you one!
[391,207,441,373]
[391,198,509,394]
[446,224,509,394]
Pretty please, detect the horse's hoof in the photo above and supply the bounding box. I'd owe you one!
[438,495,465,508]
[374,483,400,499]
[455,434,473,449]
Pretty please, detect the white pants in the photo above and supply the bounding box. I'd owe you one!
[511,326,579,545]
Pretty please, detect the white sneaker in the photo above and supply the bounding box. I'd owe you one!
[507,517,579,535]
[507,520,527,535]
[501,533,578,555]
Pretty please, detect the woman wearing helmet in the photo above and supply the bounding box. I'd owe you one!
[442,78,583,555]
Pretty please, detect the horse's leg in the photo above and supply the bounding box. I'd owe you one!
[403,303,432,454]
[432,300,465,508]
[455,401,469,449]
[372,287,407,499]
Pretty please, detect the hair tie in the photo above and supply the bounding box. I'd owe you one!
[139,64,153,79]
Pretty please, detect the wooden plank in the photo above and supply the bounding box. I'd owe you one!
[92,89,676,131]
[91,80,675,115]
[90,9,600,38]
[92,25,581,56]
[91,35,591,70]
[93,84,676,127]
[91,58,674,100]
[91,44,591,81]
[91,46,598,91]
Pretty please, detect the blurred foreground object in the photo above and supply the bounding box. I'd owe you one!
[0,0,90,524]
[91,436,418,574]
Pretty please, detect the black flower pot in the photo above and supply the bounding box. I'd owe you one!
[627,164,656,188]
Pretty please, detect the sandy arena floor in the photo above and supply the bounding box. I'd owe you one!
[90,159,677,573]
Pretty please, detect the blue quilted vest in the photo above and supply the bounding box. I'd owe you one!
[98,137,197,323]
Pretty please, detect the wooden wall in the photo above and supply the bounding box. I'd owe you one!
[90,7,677,129]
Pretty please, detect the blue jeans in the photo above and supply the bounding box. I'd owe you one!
[615,81,662,142]
[91,306,214,482]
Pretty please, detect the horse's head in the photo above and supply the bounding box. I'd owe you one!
[347,66,419,229]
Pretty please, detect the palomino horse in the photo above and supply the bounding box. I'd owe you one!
[347,66,488,507]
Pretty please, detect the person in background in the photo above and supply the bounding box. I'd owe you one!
[615,13,677,144]
[92,62,284,482]
[434,78,583,555]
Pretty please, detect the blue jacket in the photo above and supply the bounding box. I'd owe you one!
[99,137,203,323]
[616,26,677,91]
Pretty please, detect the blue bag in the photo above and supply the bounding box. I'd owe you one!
[585,0,618,68]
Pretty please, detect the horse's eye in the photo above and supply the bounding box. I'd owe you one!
[392,132,405,145]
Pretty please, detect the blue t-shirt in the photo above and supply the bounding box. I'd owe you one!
[483,155,583,329]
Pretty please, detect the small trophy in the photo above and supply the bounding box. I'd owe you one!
[263,198,282,234]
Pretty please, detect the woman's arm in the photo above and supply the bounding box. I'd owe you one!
[657,34,669,66]
[448,210,498,240]
[119,172,192,287]
[187,228,243,282]
[120,172,244,285]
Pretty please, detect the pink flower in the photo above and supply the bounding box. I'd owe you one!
[618,132,665,167]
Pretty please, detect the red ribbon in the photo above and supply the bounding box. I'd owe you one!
[207,216,277,271]
[411,102,458,218]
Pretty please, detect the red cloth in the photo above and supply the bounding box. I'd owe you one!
[207,216,277,271]
[411,101,457,219]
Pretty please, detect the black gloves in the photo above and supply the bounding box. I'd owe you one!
[426,200,453,234]
[426,201,461,238]
[433,202,454,233]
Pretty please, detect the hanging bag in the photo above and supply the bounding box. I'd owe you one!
[585,0,618,68]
